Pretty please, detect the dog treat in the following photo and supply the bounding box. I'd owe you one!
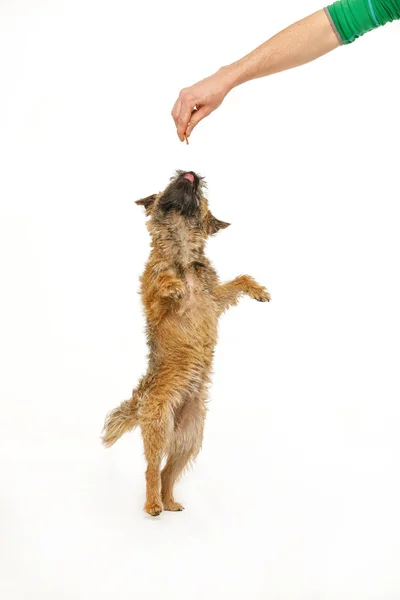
[184,134,189,145]
[102,170,270,517]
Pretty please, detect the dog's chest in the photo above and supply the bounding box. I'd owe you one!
[185,271,197,295]
[184,272,202,307]
[181,267,213,316]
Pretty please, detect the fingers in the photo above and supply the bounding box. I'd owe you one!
[177,104,195,142]
[186,105,212,138]
[171,88,196,141]
[171,97,181,125]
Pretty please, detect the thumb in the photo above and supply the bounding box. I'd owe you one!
[186,105,212,138]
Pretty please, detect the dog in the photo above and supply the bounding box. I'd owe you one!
[102,170,270,516]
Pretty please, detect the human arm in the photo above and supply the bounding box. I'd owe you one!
[171,9,339,141]
[172,0,400,141]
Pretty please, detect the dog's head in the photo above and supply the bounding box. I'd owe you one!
[135,171,230,238]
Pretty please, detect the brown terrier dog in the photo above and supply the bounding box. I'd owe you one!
[102,171,270,516]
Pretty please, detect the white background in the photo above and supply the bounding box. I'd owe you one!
[1,1,399,598]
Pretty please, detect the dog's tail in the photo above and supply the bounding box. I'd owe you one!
[102,393,140,448]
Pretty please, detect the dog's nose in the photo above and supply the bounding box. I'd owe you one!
[183,173,195,184]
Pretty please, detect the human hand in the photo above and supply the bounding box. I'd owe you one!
[171,68,235,142]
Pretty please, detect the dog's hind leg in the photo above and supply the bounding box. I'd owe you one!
[140,398,175,517]
[161,451,194,511]
[161,390,206,511]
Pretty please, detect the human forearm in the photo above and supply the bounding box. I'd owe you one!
[220,9,340,90]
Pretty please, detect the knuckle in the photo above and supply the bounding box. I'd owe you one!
[180,88,194,103]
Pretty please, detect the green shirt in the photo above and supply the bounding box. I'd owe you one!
[325,0,400,44]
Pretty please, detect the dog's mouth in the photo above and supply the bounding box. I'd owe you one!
[183,172,195,184]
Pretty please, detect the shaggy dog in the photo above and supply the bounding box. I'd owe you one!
[102,171,270,516]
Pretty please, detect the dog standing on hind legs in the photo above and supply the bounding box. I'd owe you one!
[102,170,270,516]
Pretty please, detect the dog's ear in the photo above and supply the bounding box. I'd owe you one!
[135,194,157,216]
[207,212,230,235]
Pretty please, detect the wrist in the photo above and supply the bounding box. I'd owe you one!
[217,63,248,91]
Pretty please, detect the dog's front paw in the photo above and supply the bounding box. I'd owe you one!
[255,289,271,302]
[162,280,186,300]
[250,286,271,302]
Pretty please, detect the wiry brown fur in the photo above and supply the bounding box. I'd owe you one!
[102,171,270,516]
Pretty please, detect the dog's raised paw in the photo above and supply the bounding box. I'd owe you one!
[144,501,163,517]
[170,288,184,300]
[163,281,186,300]
[253,289,271,302]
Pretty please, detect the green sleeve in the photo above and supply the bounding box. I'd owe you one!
[325,0,400,44]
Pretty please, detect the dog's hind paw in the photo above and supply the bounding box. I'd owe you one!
[144,500,163,517]
[163,500,184,512]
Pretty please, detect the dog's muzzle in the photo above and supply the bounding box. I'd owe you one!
[159,172,200,217]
